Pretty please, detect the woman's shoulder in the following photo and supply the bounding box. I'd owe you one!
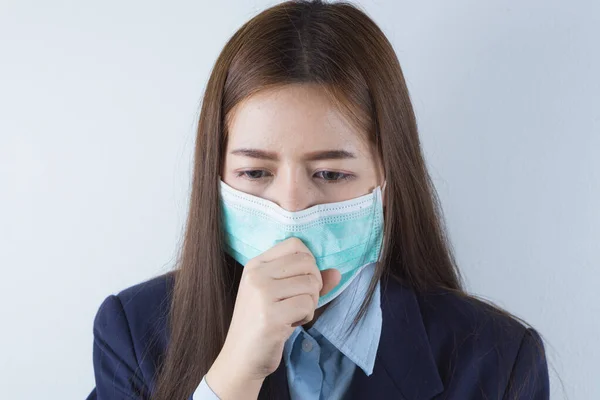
[113,271,175,314]
[94,271,175,338]
[91,271,176,393]
[413,285,548,396]
[415,286,539,344]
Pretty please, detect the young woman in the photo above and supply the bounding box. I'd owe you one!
[87,1,549,399]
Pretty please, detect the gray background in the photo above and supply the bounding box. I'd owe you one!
[1,1,598,399]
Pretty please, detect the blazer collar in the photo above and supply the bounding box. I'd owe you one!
[259,275,444,400]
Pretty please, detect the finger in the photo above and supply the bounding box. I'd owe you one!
[273,294,315,326]
[262,252,320,281]
[255,237,314,263]
[270,274,322,306]
[320,268,341,296]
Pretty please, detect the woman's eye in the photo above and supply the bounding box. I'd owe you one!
[315,171,351,182]
[236,170,352,183]
[237,170,271,180]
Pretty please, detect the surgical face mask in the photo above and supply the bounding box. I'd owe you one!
[219,180,385,308]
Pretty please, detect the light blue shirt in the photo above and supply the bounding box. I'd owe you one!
[194,263,382,399]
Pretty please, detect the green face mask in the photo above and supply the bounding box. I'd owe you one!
[219,180,385,308]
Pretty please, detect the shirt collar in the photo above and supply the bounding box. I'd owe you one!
[270,273,445,400]
[283,262,382,376]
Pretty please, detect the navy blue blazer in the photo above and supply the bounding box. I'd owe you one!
[87,272,549,399]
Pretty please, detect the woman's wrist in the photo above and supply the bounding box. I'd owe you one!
[205,354,265,400]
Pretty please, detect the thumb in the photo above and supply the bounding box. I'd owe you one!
[320,268,341,296]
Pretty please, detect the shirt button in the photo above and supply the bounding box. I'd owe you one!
[301,338,313,352]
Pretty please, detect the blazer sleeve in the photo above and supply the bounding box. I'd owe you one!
[503,328,550,400]
[89,294,151,399]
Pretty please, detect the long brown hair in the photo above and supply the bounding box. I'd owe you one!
[151,1,539,399]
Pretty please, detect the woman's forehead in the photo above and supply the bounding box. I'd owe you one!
[225,84,374,159]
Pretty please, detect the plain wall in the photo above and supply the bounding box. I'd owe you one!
[0,1,598,398]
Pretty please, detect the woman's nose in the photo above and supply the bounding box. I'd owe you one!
[273,176,314,212]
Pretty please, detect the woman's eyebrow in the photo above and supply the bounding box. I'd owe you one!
[230,148,356,161]
[304,150,356,161]
[230,148,278,160]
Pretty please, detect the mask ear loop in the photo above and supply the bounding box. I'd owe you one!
[377,179,387,264]
[358,180,386,276]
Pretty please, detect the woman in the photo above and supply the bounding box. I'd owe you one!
[87,1,549,399]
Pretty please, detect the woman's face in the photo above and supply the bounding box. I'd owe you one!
[222,83,384,211]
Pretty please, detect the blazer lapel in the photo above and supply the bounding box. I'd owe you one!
[348,276,444,400]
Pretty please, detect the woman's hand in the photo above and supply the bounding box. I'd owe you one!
[205,237,341,400]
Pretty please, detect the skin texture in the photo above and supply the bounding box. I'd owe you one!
[207,83,384,399]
